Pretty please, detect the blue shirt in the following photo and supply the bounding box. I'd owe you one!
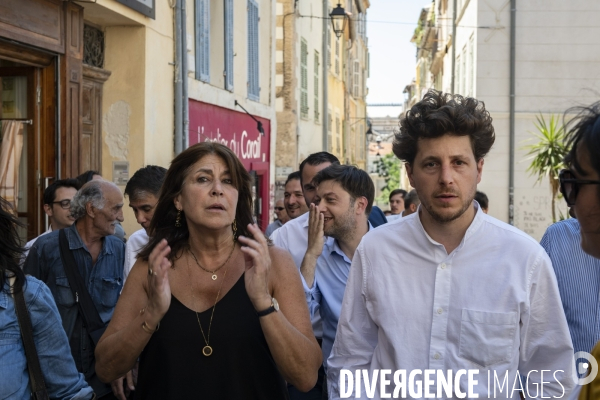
[541,218,600,357]
[0,275,94,400]
[23,223,125,397]
[305,223,372,367]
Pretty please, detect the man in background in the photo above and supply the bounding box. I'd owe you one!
[401,188,420,217]
[23,178,81,260]
[475,190,489,213]
[24,180,126,399]
[265,198,289,237]
[283,171,309,220]
[123,165,166,283]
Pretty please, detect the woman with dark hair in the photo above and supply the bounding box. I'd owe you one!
[95,142,321,399]
[0,197,94,399]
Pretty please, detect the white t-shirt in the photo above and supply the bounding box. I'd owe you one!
[123,228,149,284]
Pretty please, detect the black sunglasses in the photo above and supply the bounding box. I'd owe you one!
[274,207,285,211]
[50,199,72,209]
[559,169,600,206]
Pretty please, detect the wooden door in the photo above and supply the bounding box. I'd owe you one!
[0,63,57,240]
[81,65,110,173]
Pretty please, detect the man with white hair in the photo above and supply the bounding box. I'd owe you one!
[24,179,126,399]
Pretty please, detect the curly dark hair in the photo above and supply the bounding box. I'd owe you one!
[138,142,254,262]
[564,101,600,177]
[393,90,495,164]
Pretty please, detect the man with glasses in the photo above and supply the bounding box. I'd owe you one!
[265,198,289,237]
[556,102,600,399]
[23,178,81,260]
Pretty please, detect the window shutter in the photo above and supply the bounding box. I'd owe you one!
[300,38,308,118]
[224,0,234,91]
[314,51,319,122]
[195,0,210,82]
[247,0,260,101]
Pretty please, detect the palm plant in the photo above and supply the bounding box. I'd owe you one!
[523,113,568,222]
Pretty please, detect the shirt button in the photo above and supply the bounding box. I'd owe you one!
[441,263,447,269]
[434,353,441,360]
[437,308,443,314]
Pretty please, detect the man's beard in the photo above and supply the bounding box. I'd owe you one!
[324,206,356,242]
[422,191,474,224]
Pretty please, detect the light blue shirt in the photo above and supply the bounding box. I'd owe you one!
[541,219,600,363]
[0,276,94,400]
[305,223,372,367]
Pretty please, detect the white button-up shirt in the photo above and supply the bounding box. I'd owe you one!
[271,212,323,337]
[327,206,575,399]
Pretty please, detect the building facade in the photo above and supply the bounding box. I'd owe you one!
[409,0,600,239]
[273,0,370,201]
[0,0,175,240]
[186,0,276,230]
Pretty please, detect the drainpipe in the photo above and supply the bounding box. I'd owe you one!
[322,1,329,152]
[174,0,183,155]
[450,0,457,94]
[508,0,516,224]
[182,0,189,149]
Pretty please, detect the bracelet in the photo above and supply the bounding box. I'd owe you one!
[140,307,159,334]
[141,320,159,334]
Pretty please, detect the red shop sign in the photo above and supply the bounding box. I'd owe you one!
[188,100,270,170]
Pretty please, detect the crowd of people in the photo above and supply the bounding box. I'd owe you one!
[1,89,600,399]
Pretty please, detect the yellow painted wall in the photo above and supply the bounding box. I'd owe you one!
[84,0,175,238]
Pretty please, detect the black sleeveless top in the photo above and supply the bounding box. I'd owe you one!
[135,273,289,399]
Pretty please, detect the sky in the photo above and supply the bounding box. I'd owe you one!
[366,0,431,118]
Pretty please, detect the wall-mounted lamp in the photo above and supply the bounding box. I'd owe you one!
[329,3,348,39]
[234,100,265,135]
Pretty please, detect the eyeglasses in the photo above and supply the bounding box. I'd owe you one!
[559,169,600,206]
[274,207,285,211]
[50,199,72,209]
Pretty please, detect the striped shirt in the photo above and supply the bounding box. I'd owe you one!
[541,218,600,357]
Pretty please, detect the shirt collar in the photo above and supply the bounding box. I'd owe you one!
[415,202,485,254]
[325,221,373,262]
[66,223,115,255]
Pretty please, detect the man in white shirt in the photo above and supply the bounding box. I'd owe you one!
[328,90,575,399]
[23,178,80,260]
[122,165,166,283]
[284,171,309,220]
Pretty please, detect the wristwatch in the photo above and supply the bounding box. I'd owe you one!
[257,297,279,317]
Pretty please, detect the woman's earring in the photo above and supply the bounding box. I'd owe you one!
[175,209,182,228]
[232,219,237,241]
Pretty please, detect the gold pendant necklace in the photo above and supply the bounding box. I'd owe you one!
[188,242,235,280]
[186,244,235,357]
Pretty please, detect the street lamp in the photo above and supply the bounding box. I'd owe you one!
[329,3,348,39]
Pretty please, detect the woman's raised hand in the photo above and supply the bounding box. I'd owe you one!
[238,223,273,311]
[145,239,172,325]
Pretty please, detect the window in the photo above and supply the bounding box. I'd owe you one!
[461,46,466,95]
[454,55,461,94]
[314,51,320,122]
[335,39,340,75]
[195,0,210,82]
[224,0,234,91]
[469,35,475,96]
[300,38,309,119]
[353,60,360,98]
[247,0,259,101]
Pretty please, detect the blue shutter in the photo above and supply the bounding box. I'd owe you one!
[224,0,234,91]
[195,0,210,82]
[247,0,259,101]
